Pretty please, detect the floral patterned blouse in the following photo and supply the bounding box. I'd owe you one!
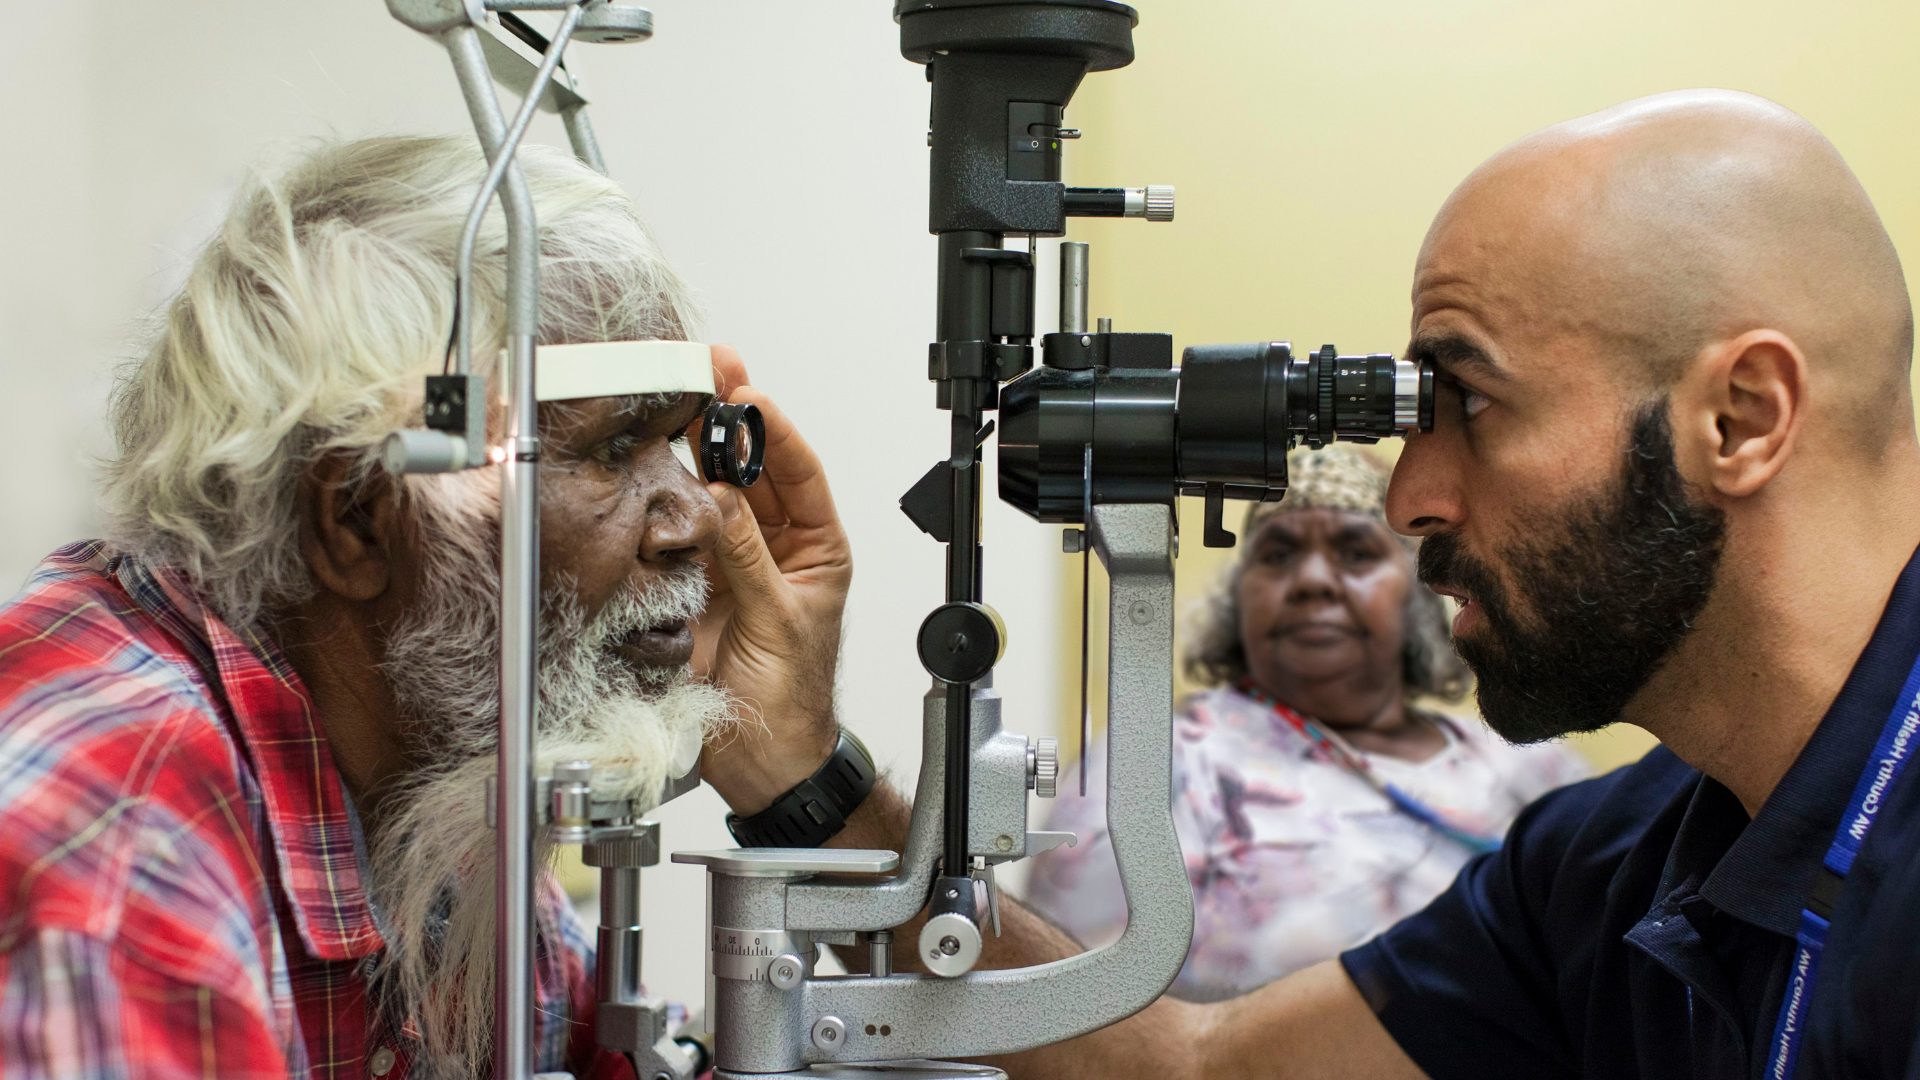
[1025,685,1592,1002]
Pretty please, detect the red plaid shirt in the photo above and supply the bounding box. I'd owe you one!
[0,543,632,1079]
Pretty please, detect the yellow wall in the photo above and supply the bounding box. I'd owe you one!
[1055,0,1920,773]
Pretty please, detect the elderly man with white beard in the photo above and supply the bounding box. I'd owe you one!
[0,136,852,1079]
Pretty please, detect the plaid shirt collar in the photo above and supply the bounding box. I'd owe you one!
[111,548,385,962]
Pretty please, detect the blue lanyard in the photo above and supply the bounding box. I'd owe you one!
[1765,648,1920,1079]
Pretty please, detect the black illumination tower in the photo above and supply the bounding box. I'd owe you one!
[895,0,1141,936]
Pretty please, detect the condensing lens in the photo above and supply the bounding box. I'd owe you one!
[734,422,755,475]
[701,401,766,487]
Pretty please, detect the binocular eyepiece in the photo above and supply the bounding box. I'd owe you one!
[998,336,1432,547]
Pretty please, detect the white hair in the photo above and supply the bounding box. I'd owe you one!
[367,473,730,1075]
[101,135,699,630]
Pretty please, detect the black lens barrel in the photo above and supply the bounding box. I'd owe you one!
[1178,341,1291,493]
[998,339,1429,523]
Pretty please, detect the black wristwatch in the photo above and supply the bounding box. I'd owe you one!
[725,729,877,848]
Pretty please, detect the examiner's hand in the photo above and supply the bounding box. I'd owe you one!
[687,345,852,815]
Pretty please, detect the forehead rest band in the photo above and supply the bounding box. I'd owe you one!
[530,340,715,402]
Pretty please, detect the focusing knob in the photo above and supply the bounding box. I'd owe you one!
[1030,736,1059,798]
[916,602,1005,685]
[1143,184,1175,221]
[1313,344,1338,449]
[920,910,983,978]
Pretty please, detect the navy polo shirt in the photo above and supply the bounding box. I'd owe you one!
[1341,542,1920,1080]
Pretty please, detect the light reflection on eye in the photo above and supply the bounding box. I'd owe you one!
[1461,389,1492,420]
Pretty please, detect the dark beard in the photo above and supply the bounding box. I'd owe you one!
[1417,401,1726,743]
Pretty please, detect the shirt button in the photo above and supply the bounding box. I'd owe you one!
[370,1047,397,1077]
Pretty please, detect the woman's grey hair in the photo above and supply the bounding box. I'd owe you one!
[1183,524,1472,701]
[101,135,698,631]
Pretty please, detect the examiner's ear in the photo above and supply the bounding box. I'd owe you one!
[1680,329,1808,500]
[298,450,402,603]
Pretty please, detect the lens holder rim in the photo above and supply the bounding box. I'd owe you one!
[700,401,766,488]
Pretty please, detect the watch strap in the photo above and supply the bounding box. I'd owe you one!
[725,729,876,848]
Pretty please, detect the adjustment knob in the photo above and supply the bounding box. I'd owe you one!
[920,910,983,978]
[916,602,1006,685]
[548,760,593,846]
[1143,184,1175,221]
[1030,736,1059,799]
[768,953,806,991]
[1120,185,1176,222]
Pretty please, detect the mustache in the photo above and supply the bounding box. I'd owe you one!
[1417,531,1506,614]
[554,563,710,656]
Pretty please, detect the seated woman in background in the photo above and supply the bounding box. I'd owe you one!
[1026,444,1590,1002]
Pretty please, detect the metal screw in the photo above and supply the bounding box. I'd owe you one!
[939,936,961,955]
[768,952,806,991]
[1128,600,1154,625]
[1080,334,1092,347]
[947,632,969,653]
[812,1016,848,1051]
[995,833,1014,852]
[945,887,960,900]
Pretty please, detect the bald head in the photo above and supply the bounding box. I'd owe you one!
[1421,89,1913,449]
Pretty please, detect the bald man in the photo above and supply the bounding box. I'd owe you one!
[808,90,1920,1080]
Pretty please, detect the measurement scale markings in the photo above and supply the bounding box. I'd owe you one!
[711,928,801,981]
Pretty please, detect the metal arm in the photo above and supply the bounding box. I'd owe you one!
[797,505,1189,1062]
[451,6,584,377]
[678,504,1191,1076]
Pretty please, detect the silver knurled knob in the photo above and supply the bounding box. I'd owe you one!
[1032,736,1059,799]
[1144,184,1175,222]
[583,820,662,868]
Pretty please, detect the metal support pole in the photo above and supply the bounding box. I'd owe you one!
[599,866,643,1005]
[443,23,547,1080]
[1059,242,1088,334]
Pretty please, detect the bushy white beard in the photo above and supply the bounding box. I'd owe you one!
[366,475,734,1077]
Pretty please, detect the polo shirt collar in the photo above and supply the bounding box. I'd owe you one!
[1669,541,1920,938]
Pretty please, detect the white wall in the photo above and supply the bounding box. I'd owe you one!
[0,1,1061,1010]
